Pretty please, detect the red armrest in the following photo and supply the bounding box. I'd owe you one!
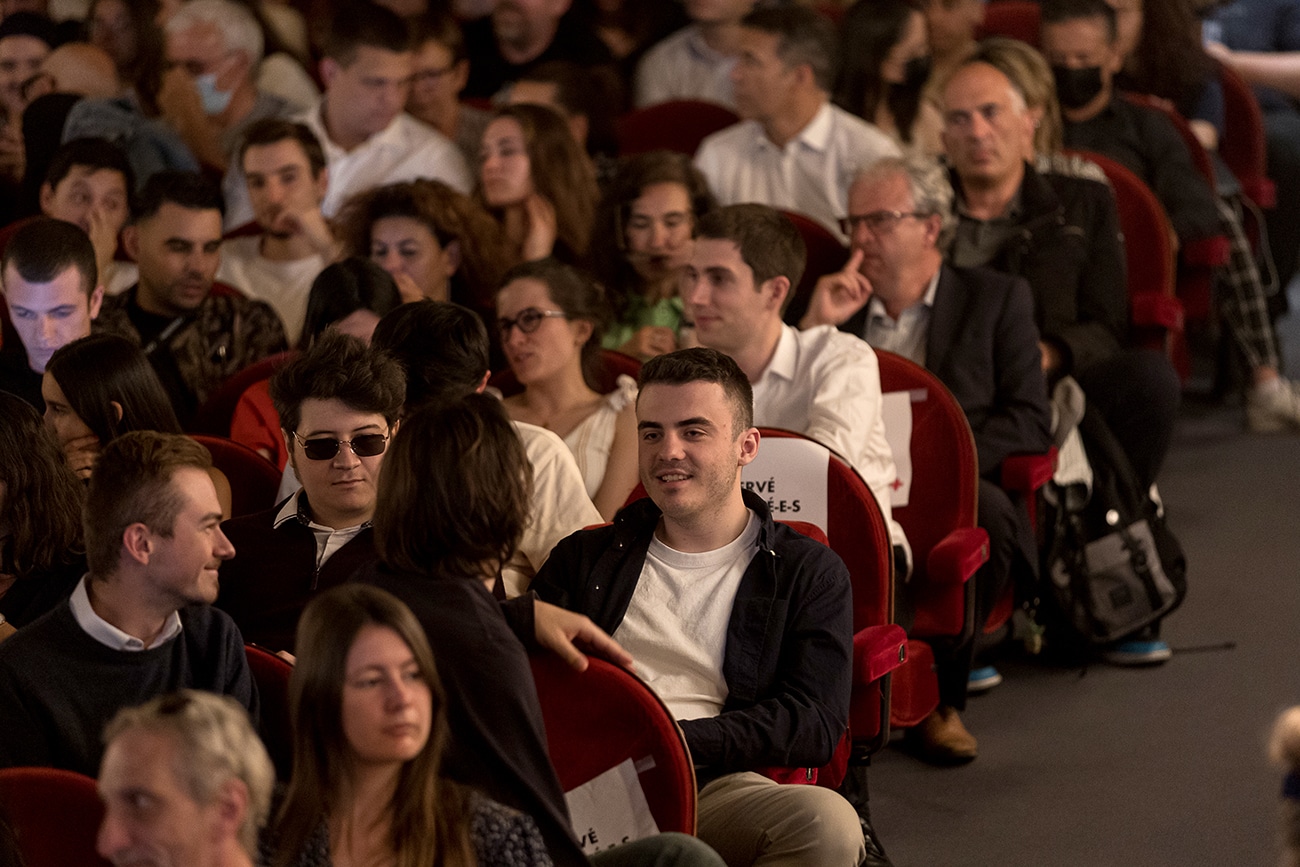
[852,624,907,686]
[1001,448,1058,494]
[1130,292,1185,331]
[1241,176,1277,209]
[1181,235,1231,267]
[925,527,989,585]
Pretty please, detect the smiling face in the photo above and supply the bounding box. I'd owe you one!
[625,182,695,283]
[479,117,533,208]
[287,397,390,530]
[681,237,783,358]
[341,624,432,768]
[369,216,457,302]
[496,275,588,386]
[143,466,235,609]
[636,380,758,525]
[5,261,102,373]
[127,203,223,316]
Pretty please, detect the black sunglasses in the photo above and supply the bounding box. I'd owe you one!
[497,307,568,338]
[293,432,389,461]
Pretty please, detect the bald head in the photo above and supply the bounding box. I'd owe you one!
[38,42,122,99]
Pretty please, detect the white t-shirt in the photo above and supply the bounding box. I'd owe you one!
[615,511,760,722]
[216,235,325,344]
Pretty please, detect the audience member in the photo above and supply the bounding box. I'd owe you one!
[801,154,1052,762]
[86,0,164,104]
[634,0,755,109]
[0,13,54,190]
[36,138,137,295]
[592,0,687,80]
[97,691,274,867]
[334,178,507,322]
[461,0,613,100]
[534,347,877,867]
[268,584,549,866]
[684,203,909,562]
[97,171,287,423]
[160,0,292,172]
[0,431,256,776]
[694,5,900,238]
[217,332,405,652]
[370,299,601,597]
[405,15,493,170]
[0,217,103,408]
[0,391,85,633]
[228,258,402,468]
[222,0,471,229]
[1271,705,1300,867]
[357,391,721,867]
[940,56,1180,494]
[24,41,123,102]
[834,0,943,153]
[497,258,638,520]
[921,0,983,85]
[590,150,714,360]
[217,119,335,343]
[477,103,599,266]
[507,60,622,168]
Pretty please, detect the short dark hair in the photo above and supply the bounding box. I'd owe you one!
[1040,0,1118,42]
[1,216,97,295]
[695,204,806,295]
[46,334,183,447]
[638,347,754,435]
[410,13,466,63]
[84,432,213,577]
[237,118,326,177]
[373,393,532,579]
[0,11,56,47]
[741,5,839,93]
[370,300,490,411]
[134,170,224,222]
[497,258,611,389]
[269,330,406,436]
[44,137,135,204]
[515,60,621,157]
[299,258,402,349]
[323,0,411,64]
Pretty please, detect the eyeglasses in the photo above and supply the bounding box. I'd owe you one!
[293,432,389,461]
[839,210,926,235]
[413,64,456,85]
[497,307,568,338]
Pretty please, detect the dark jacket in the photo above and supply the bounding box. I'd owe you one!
[844,264,1053,478]
[953,161,1130,375]
[532,490,852,784]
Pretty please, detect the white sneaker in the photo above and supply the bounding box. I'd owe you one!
[1246,378,1300,433]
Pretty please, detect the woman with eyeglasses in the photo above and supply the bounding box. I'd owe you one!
[268,582,550,867]
[495,259,638,521]
[589,151,713,361]
[0,391,85,638]
[476,103,599,268]
[42,333,233,515]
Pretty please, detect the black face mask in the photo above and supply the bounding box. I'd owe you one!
[899,55,932,93]
[1053,65,1105,110]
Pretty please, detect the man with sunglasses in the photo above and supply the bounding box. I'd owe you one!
[215,331,406,652]
[802,154,1052,764]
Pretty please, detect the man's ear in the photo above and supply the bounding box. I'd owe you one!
[211,778,250,845]
[761,275,791,312]
[737,426,761,466]
[475,370,490,393]
[89,285,105,319]
[121,523,153,566]
[38,181,55,214]
[319,57,340,89]
[110,400,124,423]
[122,225,140,263]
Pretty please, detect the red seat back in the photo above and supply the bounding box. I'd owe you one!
[529,654,696,835]
[978,0,1041,43]
[0,768,110,867]
[191,434,282,518]
[615,101,739,157]
[245,645,293,779]
[190,350,299,437]
[491,349,642,397]
[1217,60,1276,208]
[778,210,849,328]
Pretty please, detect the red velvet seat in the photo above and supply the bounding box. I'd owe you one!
[1217,60,1277,210]
[245,644,294,779]
[490,349,642,397]
[875,351,989,728]
[615,101,739,157]
[778,209,849,328]
[0,767,110,867]
[978,0,1041,43]
[190,350,299,437]
[529,654,697,836]
[191,434,283,517]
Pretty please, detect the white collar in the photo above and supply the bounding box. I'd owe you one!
[69,575,183,652]
[756,323,799,385]
[867,267,942,322]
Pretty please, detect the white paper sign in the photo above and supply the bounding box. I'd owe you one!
[881,390,919,508]
[741,437,830,533]
[564,757,660,854]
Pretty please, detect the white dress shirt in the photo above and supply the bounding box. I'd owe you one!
[750,324,908,555]
[69,576,182,651]
[222,101,473,228]
[694,102,900,237]
[634,25,737,109]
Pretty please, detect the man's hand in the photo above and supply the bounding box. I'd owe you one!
[619,325,677,359]
[521,193,558,262]
[86,205,120,278]
[267,207,338,259]
[63,433,102,480]
[1038,339,1061,374]
[157,66,207,129]
[534,600,634,672]
[799,248,873,329]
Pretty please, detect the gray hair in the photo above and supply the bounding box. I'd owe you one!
[853,154,958,251]
[166,0,264,67]
[104,691,275,859]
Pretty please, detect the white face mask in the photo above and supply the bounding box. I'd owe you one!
[194,70,233,115]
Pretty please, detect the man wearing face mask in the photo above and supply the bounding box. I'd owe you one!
[1043,0,1300,433]
[160,0,292,174]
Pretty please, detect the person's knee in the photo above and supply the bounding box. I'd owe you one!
[772,786,864,865]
